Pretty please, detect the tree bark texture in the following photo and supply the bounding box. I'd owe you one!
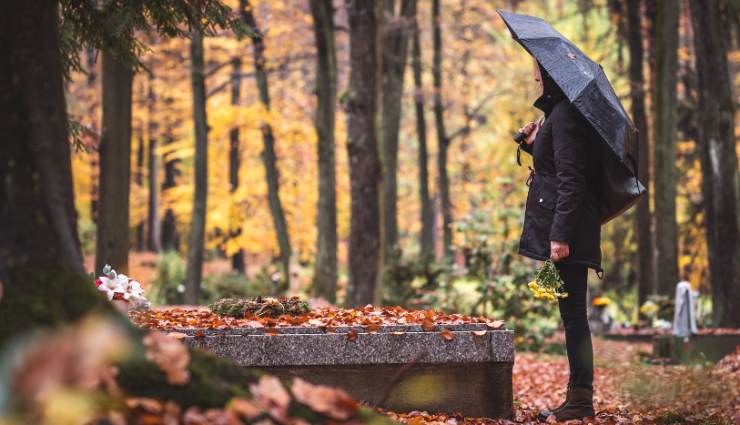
[229,54,246,274]
[651,0,679,296]
[380,0,415,264]
[185,18,208,305]
[96,53,133,274]
[626,0,655,309]
[411,8,434,263]
[344,0,383,307]
[243,1,292,291]
[0,0,84,278]
[689,0,740,326]
[310,0,338,302]
[432,0,452,262]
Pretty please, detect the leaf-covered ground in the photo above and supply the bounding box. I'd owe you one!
[384,337,740,425]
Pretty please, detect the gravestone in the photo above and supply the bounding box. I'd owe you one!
[174,323,514,418]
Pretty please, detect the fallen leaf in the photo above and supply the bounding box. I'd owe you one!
[439,328,454,342]
[166,332,188,340]
[264,327,279,336]
[472,330,487,337]
[249,375,290,422]
[486,320,505,330]
[143,331,190,385]
[346,329,358,342]
[291,377,358,420]
[228,398,262,420]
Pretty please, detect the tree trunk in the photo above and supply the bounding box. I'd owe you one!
[380,0,415,264]
[87,48,100,224]
[689,0,740,326]
[96,53,133,274]
[651,0,679,296]
[243,1,292,291]
[160,127,180,252]
[411,7,433,263]
[344,0,383,307]
[135,129,146,251]
[229,55,246,275]
[184,16,208,305]
[626,0,654,312]
[146,71,161,252]
[432,0,452,262]
[310,0,338,302]
[0,0,98,338]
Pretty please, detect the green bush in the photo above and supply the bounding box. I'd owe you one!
[200,271,276,305]
[150,251,186,305]
[150,252,285,306]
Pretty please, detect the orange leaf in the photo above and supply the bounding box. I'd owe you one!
[439,328,454,341]
[291,378,358,420]
[346,329,358,342]
[421,320,435,332]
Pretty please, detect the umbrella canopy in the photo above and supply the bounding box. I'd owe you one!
[498,9,646,223]
[497,9,637,165]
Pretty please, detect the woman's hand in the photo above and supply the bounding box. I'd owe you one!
[518,118,542,145]
[550,240,570,261]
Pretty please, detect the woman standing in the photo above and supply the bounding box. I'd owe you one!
[516,60,603,422]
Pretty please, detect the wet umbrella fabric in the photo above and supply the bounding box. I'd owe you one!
[498,9,646,223]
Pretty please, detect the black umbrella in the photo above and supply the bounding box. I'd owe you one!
[498,9,646,223]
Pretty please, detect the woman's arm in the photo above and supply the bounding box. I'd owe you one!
[550,103,588,245]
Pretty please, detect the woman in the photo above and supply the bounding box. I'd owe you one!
[516,60,603,422]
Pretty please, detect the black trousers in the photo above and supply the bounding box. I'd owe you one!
[556,262,594,390]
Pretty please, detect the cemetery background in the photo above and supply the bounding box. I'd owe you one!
[1,0,740,424]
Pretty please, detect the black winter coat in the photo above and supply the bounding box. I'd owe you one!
[517,89,604,273]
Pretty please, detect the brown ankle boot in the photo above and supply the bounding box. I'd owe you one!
[552,385,595,421]
[537,382,572,421]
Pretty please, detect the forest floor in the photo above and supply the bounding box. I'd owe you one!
[385,337,740,424]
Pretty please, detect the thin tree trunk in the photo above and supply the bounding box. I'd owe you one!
[310,0,338,302]
[185,16,208,305]
[380,0,415,264]
[432,0,452,262]
[146,71,161,252]
[689,0,740,326]
[243,1,292,291]
[652,0,679,296]
[87,48,100,224]
[135,128,146,251]
[411,8,433,263]
[229,55,246,274]
[160,128,180,251]
[626,0,654,312]
[344,0,383,307]
[96,53,133,274]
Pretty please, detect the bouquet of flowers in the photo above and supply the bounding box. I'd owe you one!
[95,264,151,312]
[527,259,568,302]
